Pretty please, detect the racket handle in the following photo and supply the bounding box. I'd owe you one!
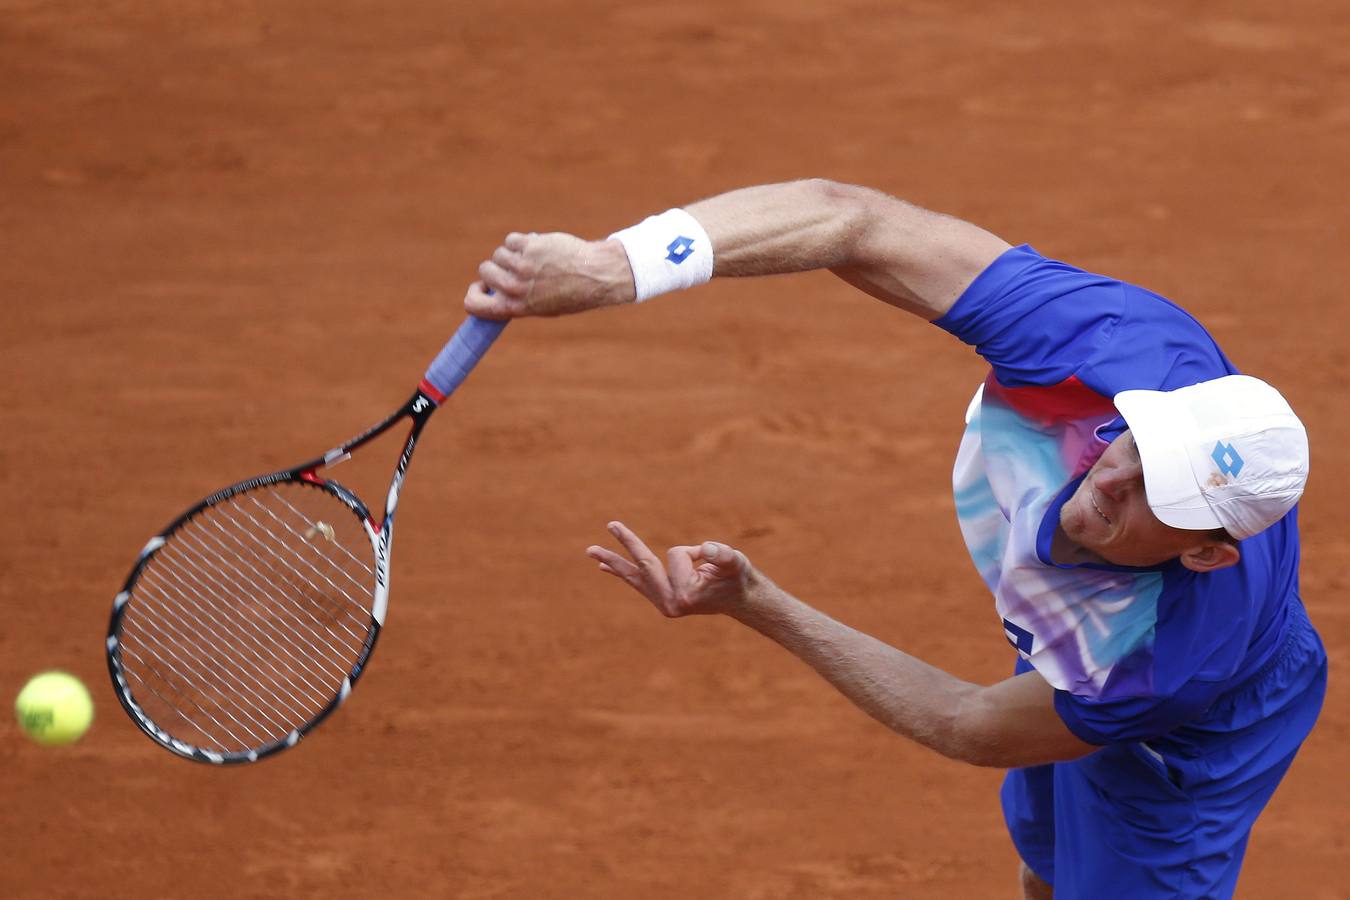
[421,315,508,403]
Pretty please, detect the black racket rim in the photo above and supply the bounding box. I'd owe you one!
[106,470,383,765]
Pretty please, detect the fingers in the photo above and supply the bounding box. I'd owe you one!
[586,521,676,607]
[485,233,537,289]
[463,232,537,318]
[666,544,698,590]
[585,544,639,581]
[606,521,663,572]
[463,281,526,319]
[697,540,748,573]
[587,522,753,619]
[490,245,519,272]
[478,259,527,297]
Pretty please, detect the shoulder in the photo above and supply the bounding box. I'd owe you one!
[935,247,1235,392]
[935,245,1121,348]
[1076,281,1236,395]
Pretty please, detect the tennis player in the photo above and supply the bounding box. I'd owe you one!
[464,180,1327,898]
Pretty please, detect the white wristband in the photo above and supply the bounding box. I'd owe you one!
[608,208,714,302]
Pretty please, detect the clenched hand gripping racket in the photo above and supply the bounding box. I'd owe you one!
[106,316,507,764]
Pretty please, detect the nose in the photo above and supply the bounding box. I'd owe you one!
[1095,463,1137,502]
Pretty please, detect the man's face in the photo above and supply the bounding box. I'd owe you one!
[1060,430,1224,567]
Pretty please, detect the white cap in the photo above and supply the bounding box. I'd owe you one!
[1113,375,1309,540]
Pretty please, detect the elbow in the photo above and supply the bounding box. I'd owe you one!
[803,177,871,205]
[800,178,897,268]
[939,687,1007,769]
[951,743,1011,771]
[955,741,1010,770]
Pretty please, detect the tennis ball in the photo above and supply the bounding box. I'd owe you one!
[15,670,93,746]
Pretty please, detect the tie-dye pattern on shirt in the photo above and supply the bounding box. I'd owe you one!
[954,373,1165,697]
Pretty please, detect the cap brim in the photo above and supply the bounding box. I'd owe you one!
[1113,388,1223,532]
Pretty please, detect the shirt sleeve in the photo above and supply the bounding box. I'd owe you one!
[1009,646,1226,746]
[1053,679,1228,746]
[934,245,1237,392]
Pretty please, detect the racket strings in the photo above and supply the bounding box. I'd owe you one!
[123,569,348,750]
[120,640,268,750]
[234,495,374,632]
[129,566,335,726]
[123,564,362,748]
[271,491,374,578]
[147,540,351,688]
[118,483,377,754]
[142,521,358,692]
[190,511,368,653]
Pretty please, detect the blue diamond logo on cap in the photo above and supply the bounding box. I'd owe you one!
[666,236,695,265]
[1212,441,1244,478]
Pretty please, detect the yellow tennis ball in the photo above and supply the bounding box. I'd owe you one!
[15,671,93,746]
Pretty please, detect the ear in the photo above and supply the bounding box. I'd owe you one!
[1179,540,1241,573]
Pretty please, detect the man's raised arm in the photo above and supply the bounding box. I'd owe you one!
[465,179,1011,321]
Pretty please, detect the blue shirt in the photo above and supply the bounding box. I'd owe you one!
[934,245,1298,746]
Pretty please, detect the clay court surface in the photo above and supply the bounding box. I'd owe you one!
[2,1,1348,896]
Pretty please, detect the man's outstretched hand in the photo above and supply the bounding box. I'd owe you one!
[464,232,635,319]
[586,521,754,617]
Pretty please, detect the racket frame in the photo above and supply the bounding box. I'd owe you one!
[106,382,442,765]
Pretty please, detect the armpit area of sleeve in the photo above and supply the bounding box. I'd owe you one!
[932,244,1043,344]
[1053,683,1219,746]
[1052,690,1112,746]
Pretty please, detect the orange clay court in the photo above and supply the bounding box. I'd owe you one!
[2,2,1347,897]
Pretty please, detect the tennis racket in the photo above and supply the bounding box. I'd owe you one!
[106,315,507,764]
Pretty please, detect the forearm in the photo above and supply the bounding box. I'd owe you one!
[682,179,879,277]
[673,178,1007,317]
[730,572,993,766]
[587,524,1096,767]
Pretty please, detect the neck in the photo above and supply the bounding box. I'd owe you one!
[1050,523,1110,566]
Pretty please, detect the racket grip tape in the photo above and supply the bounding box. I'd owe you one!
[421,316,508,403]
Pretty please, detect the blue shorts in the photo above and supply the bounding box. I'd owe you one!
[1002,599,1327,899]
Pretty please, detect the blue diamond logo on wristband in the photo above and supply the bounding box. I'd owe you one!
[665,236,695,265]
